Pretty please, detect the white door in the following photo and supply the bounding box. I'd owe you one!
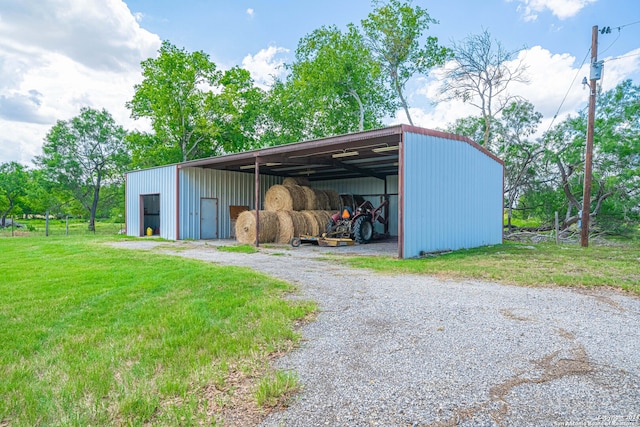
[200,198,218,239]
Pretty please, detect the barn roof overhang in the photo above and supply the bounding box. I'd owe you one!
[177,124,502,181]
[178,125,407,181]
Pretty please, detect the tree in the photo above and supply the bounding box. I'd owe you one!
[128,41,220,163]
[125,131,174,170]
[494,101,545,229]
[440,29,528,148]
[261,25,395,146]
[445,116,487,146]
[35,107,130,231]
[128,41,263,164]
[544,80,640,232]
[22,169,68,218]
[210,67,265,153]
[361,0,451,125]
[294,24,393,132]
[0,162,28,227]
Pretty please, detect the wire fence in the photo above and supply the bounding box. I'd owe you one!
[0,216,125,238]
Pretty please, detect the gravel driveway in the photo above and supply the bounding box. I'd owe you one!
[112,240,640,426]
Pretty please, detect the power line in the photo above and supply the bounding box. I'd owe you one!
[614,19,640,29]
[599,28,621,56]
[543,47,591,135]
[605,51,640,62]
[600,19,640,57]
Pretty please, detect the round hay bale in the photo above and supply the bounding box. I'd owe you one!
[235,210,279,244]
[274,211,295,244]
[301,211,320,236]
[265,185,292,211]
[313,189,330,210]
[289,211,310,236]
[285,185,307,211]
[300,186,317,210]
[305,210,332,235]
[282,177,310,187]
[324,189,342,210]
[314,210,333,231]
[292,211,313,235]
[265,185,306,212]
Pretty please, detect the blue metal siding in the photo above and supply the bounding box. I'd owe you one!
[314,176,398,235]
[125,165,178,240]
[402,132,502,258]
[179,168,281,239]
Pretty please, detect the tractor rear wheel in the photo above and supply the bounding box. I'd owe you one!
[353,216,373,243]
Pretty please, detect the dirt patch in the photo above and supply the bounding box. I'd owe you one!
[499,308,531,322]
[429,345,594,427]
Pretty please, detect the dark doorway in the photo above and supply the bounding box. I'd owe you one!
[140,194,160,236]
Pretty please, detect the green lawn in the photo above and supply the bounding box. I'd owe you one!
[0,236,314,426]
[342,242,640,294]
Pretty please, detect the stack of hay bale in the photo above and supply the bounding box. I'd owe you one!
[235,177,342,244]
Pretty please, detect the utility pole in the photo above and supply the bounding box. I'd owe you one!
[581,25,598,247]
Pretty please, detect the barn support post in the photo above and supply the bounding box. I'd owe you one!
[383,178,389,235]
[254,157,260,247]
[398,132,404,259]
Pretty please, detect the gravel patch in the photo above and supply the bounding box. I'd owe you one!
[111,240,640,426]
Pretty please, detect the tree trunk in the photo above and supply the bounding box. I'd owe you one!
[349,89,365,131]
[483,113,491,148]
[88,171,102,232]
[394,75,413,126]
[1,199,14,228]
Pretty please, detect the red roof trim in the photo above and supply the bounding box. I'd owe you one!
[400,124,504,165]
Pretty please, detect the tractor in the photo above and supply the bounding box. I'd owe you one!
[325,195,389,243]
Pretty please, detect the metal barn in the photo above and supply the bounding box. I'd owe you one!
[125,125,503,258]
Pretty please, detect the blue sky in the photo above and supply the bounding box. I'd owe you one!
[1,0,639,165]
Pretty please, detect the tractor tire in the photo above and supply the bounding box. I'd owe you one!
[353,216,373,244]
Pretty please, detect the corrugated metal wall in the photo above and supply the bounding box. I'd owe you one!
[314,176,399,235]
[402,132,503,258]
[179,167,282,239]
[125,165,178,240]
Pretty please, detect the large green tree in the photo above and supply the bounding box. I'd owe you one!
[128,41,220,163]
[0,162,29,227]
[440,30,528,148]
[542,80,639,232]
[494,101,545,229]
[262,25,394,146]
[127,41,263,165]
[35,107,130,231]
[211,67,265,153]
[361,0,451,125]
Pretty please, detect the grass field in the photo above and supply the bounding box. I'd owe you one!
[0,236,315,426]
[341,241,640,294]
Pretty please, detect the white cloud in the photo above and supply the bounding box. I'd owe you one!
[0,0,161,165]
[404,44,640,139]
[246,8,255,18]
[241,46,289,90]
[509,0,597,21]
[600,48,640,91]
